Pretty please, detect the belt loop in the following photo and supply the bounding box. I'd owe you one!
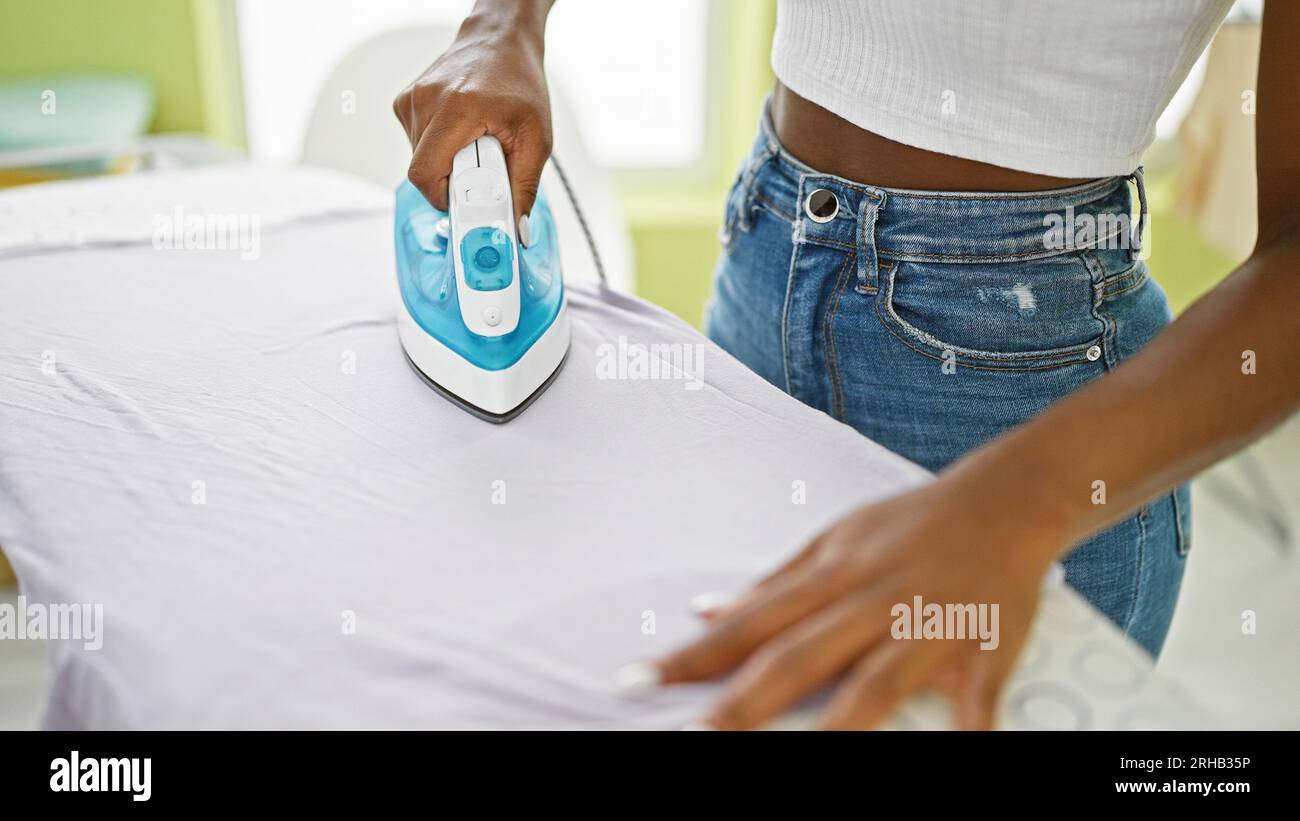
[856,190,886,290]
[736,144,776,233]
[1128,166,1148,260]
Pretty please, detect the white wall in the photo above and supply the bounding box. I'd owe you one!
[237,0,708,168]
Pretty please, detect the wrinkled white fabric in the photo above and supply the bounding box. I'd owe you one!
[1,168,1201,730]
[0,168,937,728]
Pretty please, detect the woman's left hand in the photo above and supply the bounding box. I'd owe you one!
[649,476,1067,729]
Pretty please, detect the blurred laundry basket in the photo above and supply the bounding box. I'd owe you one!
[299,24,635,291]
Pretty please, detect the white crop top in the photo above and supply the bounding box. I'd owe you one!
[771,0,1234,177]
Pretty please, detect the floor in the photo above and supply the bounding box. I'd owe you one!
[1,418,1295,730]
[1158,416,1300,728]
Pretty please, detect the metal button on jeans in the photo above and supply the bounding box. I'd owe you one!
[1086,345,1102,361]
[805,188,839,223]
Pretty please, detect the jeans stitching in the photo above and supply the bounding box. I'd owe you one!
[753,191,795,223]
[877,264,1099,367]
[873,305,1097,372]
[783,167,1121,203]
[770,236,1127,265]
[719,171,745,253]
[750,178,1127,263]
[801,236,857,252]
[876,244,1120,264]
[1121,504,1150,636]
[822,252,855,419]
[745,190,1130,262]
[1102,266,1151,300]
[856,259,890,296]
[1079,250,1121,370]
[740,152,778,232]
[739,214,1127,262]
[780,229,803,395]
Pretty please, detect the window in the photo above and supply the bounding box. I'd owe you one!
[236,0,709,169]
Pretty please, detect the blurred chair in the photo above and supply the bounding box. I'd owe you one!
[299,24,635,291]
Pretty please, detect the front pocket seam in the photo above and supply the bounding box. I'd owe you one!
[876,265,1102,369]
[753,191,795,224]
[801,235,856,252]
[1102,267,1150,300]
[873,314,1097,372]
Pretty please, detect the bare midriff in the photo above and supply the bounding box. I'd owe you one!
[771,81,1099,193]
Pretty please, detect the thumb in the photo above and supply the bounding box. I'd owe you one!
[501,126,551,233]
[953,653,1014,731]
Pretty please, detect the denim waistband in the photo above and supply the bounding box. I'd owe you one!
[739,101,1146,264]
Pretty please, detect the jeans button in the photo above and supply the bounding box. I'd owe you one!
[804,188,839,223]
[1086,345,1102,361]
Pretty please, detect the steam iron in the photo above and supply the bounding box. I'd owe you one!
[395,135,570,422]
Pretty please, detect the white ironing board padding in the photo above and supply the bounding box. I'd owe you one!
[0,167,1211,729]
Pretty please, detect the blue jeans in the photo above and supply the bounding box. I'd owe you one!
[706,109,1189,656]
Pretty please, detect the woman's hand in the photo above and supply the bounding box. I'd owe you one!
[649,476,1066,729]
[393,1,555,235]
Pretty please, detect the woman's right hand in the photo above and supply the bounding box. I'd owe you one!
[393,1,554,238]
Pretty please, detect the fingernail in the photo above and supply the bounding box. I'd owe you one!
[1043,562,1066,589]
[518,214,530,248]
[689,590,737,616]
[612,661,661,698]
[679,720,717,731]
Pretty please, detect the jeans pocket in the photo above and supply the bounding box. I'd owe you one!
[874,256,1107,371]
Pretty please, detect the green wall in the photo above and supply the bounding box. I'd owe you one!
[0,0,245,145]
[631,223,725,326]
[1143,174,1241,314]
[620,0,777,326]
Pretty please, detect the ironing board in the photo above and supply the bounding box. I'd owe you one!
[0,166,1213,729]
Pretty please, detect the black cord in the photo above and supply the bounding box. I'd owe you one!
[549,155,608,287]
